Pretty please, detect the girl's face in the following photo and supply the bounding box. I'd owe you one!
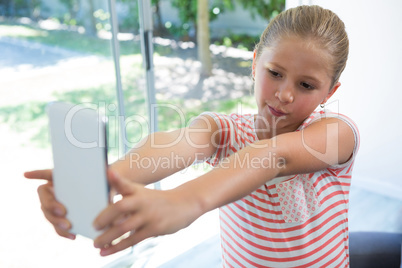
[253,36,340,139]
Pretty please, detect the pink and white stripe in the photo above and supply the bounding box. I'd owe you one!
[203,111,360,268]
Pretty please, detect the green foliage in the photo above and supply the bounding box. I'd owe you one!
[117,0,162,34]
[62,13,77,26]
[170,0,235,26]
[117,0,140,33]
[0,0,42,18]
[58,0,78,13]
[93,9,111,31]
[164,22,191,39]
[168,0,236,40]
[237,0,285,20]
[223,37,232,47]
[168,0,285,42]
[213,33,260,51]
[209,0,235,20]
[170,0,197,25]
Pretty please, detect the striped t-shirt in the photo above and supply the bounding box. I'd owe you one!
[204,110,360,268]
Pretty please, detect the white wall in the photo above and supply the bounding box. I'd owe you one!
[287,0,402,198]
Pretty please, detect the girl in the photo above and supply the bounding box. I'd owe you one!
[25,5,359,267]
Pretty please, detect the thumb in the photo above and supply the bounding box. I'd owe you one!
[107,169,135,197]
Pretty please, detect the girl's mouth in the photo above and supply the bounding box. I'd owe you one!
[268,105,288,117]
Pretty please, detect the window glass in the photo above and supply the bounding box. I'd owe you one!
[0,0,144,266]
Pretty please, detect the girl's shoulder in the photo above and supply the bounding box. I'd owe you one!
[299,109,360,169]
[298,109,359,134]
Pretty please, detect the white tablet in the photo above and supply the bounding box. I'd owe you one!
[47,102,109,240]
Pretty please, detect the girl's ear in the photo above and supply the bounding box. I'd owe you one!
[322,82,341,105]
[252,50,257,79]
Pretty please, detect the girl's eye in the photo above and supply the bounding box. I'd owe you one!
[300,82,314,90]
[269,69,282,78]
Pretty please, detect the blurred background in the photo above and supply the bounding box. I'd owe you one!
[0,0,401,267]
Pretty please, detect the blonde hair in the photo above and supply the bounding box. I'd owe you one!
[255,5,349,88]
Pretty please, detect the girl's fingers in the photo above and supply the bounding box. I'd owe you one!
[39,198,75,240]
[37,183,66,217]
[99,235,136,256]
[95,172,144,231]
[99,228,150,257]
[94,213,143,249]
[39,197,73,235]
[54,226,76,240]
[37,183,74,239]
[94,172,169,256]
[93,196,137,232]
[24,169,53,181]
[41,206,71,230]
[107,170,137,196]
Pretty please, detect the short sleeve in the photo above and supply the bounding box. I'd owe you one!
[327,113,360,169]
[200,112,235,166]
[302,110,360,170]
[200,112,257,167]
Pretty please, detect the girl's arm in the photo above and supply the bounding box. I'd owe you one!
[179,117,355,212]
[93,117,355,256]
[109,114,219,185]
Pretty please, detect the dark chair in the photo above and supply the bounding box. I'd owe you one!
[349,232,402,268]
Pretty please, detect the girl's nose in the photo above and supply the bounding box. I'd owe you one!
[275,85,294,103]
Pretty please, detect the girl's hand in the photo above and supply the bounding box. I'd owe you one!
[24,169,76,240]
[93,171,203,256]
